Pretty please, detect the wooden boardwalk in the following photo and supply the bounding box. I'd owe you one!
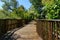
[0,21,43,40]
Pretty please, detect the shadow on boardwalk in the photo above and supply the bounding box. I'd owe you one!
[0,21,44,40]
[0,27,24,40]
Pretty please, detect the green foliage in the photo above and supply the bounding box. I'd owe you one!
[1,0,18,11]
[17,5,25,18]
[0,0,40,20]
[9,11,20,19]
[29,5,40,19]
[30,0,46,19]
[45,0,60,19]
[42,0,54,7]
[1,0,60,19]
[30,0,60,19]
[0,10,6,18]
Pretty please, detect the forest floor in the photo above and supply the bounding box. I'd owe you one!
[0,21,43,40]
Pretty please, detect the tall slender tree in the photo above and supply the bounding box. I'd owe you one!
[0,0,19,16]
[1,0,18,11]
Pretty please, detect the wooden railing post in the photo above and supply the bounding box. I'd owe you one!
[44,21,50,40]
[55,21,58,40]
[47,21,53,40]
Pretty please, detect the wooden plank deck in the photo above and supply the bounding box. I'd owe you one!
[12,21,43,40]
[0,21,43,40]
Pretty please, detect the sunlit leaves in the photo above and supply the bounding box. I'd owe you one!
[42,0,54,7]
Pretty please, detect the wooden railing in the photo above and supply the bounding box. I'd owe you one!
[0,19,31,38]
[0,19,24,37]
[36,19,60,40]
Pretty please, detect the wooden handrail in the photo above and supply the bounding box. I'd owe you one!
[36,19,60,21]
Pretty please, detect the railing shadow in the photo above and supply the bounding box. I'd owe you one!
[0,27,23,40]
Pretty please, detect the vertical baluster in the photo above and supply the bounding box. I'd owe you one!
[48,21,53,40]
[52,21,55,40]
[41,21,44,39]
[11,19,13,30]
[42,21,44,40]
[43,21,46,40]
[11,19,12,30]
[58,22,60,40]
[43,21,48,40]
[8,20,9,30]
[46,21,48,40]
[51,21,53,40]
[55,21,58,40]
[7,20,9,31]
[40,21,43,39]
[9,19,10,30]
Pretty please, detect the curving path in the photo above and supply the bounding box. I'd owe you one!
[0,21,43,40]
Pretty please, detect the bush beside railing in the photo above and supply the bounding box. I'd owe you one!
[36,19,60,40]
